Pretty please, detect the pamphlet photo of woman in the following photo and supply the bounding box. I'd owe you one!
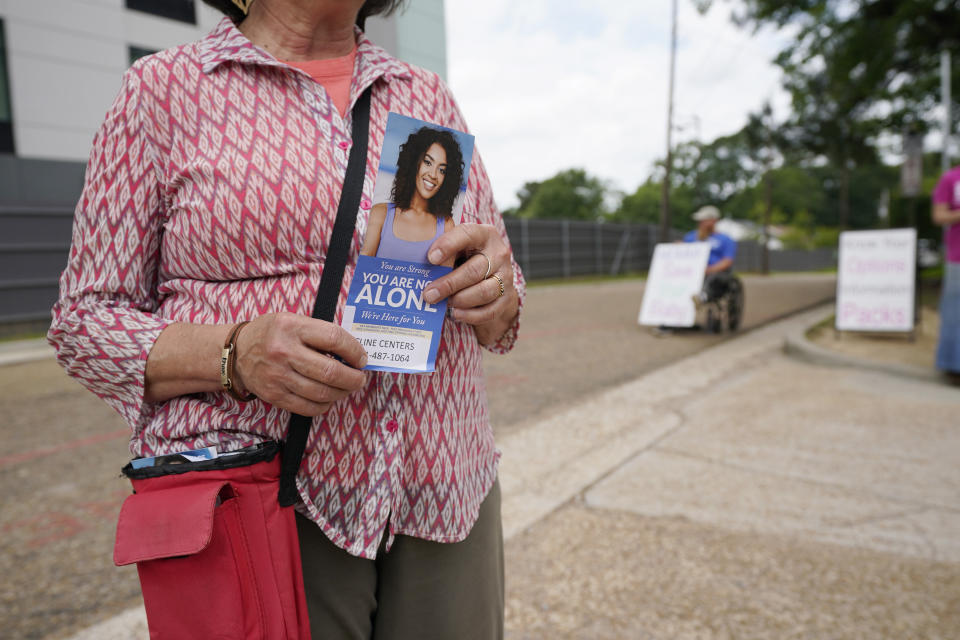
[362,116,473,265]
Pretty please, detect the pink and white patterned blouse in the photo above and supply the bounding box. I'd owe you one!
[47,17,525,560]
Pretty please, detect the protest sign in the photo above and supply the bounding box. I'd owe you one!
[638,242,710,327]
[835,228,916,332]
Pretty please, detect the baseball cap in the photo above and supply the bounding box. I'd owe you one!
[692,205,721,221]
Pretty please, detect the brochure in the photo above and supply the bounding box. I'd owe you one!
[343,112,475,373]
[130,446,218,469]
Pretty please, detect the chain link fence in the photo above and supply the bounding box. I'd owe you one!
[0,208,836,328]
[503,217,836,281]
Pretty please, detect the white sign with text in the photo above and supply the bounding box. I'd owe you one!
[836,228,916,332]
[638,242,710,327]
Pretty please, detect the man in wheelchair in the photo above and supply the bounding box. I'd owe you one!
[684,205,744,332]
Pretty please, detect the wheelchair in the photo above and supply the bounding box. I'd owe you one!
[698,272,745,333]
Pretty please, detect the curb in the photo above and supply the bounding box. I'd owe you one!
[0,338,54,367]
[62,606,148,640]
[782,308,946,384]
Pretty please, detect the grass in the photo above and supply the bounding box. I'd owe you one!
[527,270,839,288]
[920,264,944,282]
[0,331,48,344]
[526,272,648,288]
[919,281,943,309]
[0,320,50,343]
[805,314,836,341]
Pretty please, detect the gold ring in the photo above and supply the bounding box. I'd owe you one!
[490,272,504,298]
[475,251,492,280]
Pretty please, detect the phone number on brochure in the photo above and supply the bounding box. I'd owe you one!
[368,351,412,363]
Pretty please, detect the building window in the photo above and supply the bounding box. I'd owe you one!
[125,0,196,24]
[0,20,13,153]
[129,45,159,66]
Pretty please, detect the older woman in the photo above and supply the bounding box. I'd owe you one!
[47,0,524,637]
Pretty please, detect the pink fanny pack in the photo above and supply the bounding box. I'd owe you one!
[114,442,311,639]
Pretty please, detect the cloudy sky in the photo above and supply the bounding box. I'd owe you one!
[444,0,795,210]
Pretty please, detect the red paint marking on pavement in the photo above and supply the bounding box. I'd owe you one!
[80,493,129,520]
[4,512,89,548]
[3,492,130,550]
[80,498,129,520]
[0,428,129,469]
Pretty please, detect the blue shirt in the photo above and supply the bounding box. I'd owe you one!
[683,231,737,267]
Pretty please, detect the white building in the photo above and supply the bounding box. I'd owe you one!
[0,0,447,326]
[0,0,447,203]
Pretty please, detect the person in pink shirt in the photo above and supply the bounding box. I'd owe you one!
[47,0,525,636]
[932,164,960,378]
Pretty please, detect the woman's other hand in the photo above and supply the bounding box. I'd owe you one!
[422,223,520,346]
[234,312,368,417]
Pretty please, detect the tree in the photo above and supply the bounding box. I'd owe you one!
[742,102,779,271]
[700,0,960,228]
[612,179,694,225]
[614,128,759,227]
[509,168,609,221]
[672,130,758,205]
[731,0,960,133]
[776,66,881,229]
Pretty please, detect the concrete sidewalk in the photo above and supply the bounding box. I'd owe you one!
[62,305,959,639]
[0,337,52,367]
[501,305,959,639]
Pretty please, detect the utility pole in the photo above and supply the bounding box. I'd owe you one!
[762,171,772,275]
[942,49,952,173]
[758,104,774,276]
[659,0,678,243]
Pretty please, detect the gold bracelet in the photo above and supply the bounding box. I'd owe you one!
[221,322,255,402]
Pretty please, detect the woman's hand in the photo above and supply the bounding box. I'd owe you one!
[423,223,520,346]
[234,312,368,417]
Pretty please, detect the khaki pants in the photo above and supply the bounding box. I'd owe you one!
[295,480,504,640]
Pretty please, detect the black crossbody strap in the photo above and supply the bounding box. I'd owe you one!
[278,87,372,507]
